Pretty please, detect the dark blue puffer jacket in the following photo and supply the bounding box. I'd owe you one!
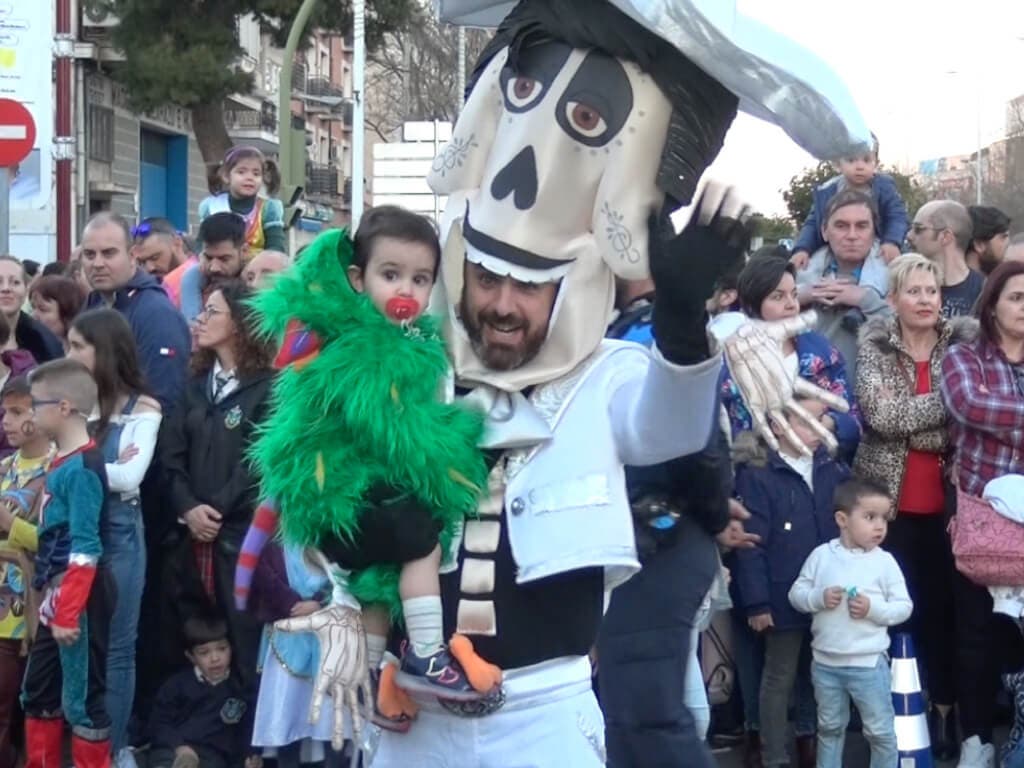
[731,438,850,630]
[87,268,191,413]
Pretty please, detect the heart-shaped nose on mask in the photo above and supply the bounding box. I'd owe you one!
[386,297,420,321]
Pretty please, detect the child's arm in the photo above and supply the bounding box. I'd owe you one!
[249,544,306,623]
[52,467,105,632]
[792,195,824,257]
[150,676,186,751]
[788,548,825,613]
[261,199,286,253]
[877,175,910,250]
[863,553,913,626]
[788,547,845,614]
[105,411,161,493]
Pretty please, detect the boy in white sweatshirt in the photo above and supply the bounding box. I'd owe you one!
[788,478,912,768]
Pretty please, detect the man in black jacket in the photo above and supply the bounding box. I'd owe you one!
[597,278,757,768]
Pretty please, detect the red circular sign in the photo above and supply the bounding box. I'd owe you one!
[0,99,36,167]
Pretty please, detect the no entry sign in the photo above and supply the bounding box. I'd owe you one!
[0,99,36,168]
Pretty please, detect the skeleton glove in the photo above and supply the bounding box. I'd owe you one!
[649,184,752,365]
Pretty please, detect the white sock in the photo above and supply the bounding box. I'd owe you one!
[403,596,444,657]
[366,633,387,671]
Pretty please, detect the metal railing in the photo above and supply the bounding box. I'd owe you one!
[306,75,345,99]
[306,163,340,196]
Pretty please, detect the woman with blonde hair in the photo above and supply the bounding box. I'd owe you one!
[854,253,973,759]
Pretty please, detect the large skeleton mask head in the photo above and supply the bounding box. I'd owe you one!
[430,0,870,390]
[431,43,671,283]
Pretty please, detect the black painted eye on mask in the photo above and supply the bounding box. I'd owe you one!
[500,41,572,114]
[555,51,633,147]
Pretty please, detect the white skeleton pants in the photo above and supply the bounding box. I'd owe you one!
[370,656,605,767]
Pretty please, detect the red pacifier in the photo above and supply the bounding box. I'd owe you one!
[385,296,420,321]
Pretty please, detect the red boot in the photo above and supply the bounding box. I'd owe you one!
[25,718,63,768]
[71,735,111,768]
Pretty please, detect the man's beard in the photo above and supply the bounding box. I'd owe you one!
[459,294,548,372]
[200,270,235,293]
[979,246,1003,276]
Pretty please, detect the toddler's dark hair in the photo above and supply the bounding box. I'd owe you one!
[350,205,441,278]
[834,477,891,515]
[183,613,229,650]
[208,145,281,197]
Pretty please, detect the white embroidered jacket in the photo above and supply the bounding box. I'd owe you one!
[446,339,722,591]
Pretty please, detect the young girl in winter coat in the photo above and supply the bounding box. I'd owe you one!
[199,147,285,253]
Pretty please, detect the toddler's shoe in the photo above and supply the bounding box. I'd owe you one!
[394,645,483,701]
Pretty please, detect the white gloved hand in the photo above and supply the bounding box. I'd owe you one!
[724,312,850,456]
[274,603,372,752]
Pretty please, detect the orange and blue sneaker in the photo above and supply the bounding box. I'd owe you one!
[394,644,482,701]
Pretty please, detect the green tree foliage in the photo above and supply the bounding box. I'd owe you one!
[749,213,795,242]
[108,0,417,163]
[782,161,928,227]
[781,161,834,226]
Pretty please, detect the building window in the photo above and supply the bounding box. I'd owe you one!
[89,106,114,162]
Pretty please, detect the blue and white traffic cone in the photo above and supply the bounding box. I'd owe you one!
[891,632,933,767]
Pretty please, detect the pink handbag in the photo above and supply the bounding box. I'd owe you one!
[949,489,1024,587]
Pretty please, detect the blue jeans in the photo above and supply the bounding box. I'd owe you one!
[812,658,897,768]
[102,497,146,752]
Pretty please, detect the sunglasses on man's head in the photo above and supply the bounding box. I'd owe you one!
[131,221,182,240]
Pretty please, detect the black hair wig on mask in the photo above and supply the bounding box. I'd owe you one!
[468,0,739,209]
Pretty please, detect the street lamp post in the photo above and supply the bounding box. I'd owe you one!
[351,0,365,227]
[279,0,321,191]
[945,70,983,205]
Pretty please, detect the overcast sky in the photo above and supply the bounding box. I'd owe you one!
[704,0,1024,215]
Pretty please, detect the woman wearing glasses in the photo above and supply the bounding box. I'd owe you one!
[940,259,1024,766]
[160,280,275,689]
[854,254,973,760]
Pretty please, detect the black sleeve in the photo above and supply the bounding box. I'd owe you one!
[669,426,733,536]
[150,675,185,750]
[159,386,201,518]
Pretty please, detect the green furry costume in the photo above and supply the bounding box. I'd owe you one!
[237,228,487,619]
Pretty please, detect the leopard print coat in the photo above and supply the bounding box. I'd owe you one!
[852,314,977,509]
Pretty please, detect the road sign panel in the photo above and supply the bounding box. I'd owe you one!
[0,99,37,167]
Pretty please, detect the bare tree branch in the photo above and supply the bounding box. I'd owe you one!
[366,14,489,140]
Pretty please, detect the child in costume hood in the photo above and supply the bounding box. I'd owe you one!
[235,206,497,721]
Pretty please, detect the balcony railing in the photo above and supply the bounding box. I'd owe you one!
[306,76,345,100]
[291,62,308,93]
[307,163,340,197]
[224,103,278,133]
